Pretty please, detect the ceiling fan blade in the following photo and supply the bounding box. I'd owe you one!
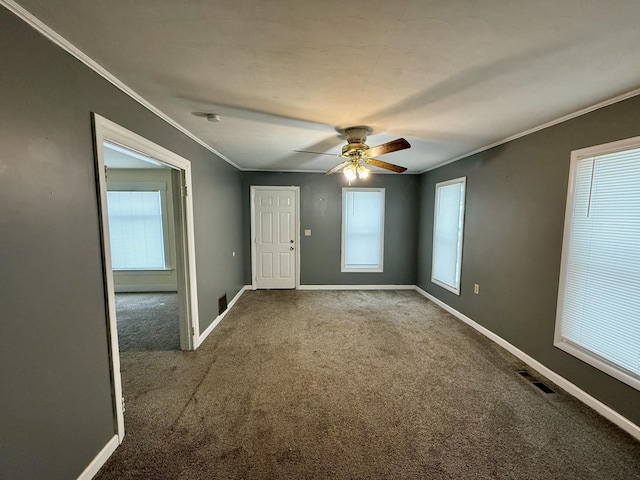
[325,160,352,175]
[364,138,410,158]
[295,150,342,157]
[366,158,407,173]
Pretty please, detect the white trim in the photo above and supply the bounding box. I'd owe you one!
[553,135,640,392]
[418,87,640,174]
[414,286,640,441]
[431,177,466,295]
[298,284,414,290]
[0,0,240,171]
[76,435,119,480]
[94,113,200,351]
[571,134,640,159]
[114,284,178,293]
[93,123,125,442]
[246,168,403,174]
[6,0,640,177]
[4,0,640,177]
[250,186,301,290]
[197,286,249,346]
[93,114,201,445]
[341,187,386,273]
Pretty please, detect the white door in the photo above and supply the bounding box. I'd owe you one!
[252,187,298,289]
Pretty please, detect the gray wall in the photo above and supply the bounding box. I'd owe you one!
[241,172,420,286]
[0,7,244,480]
[417,95,640,426]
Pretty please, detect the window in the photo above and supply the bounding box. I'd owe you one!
[107,182,170,270]
[431,177,466,294]
[342,188,385,272]
[555,137,640,391]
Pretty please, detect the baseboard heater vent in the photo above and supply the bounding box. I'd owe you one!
[218,294,228,315]
[517,370,555,394]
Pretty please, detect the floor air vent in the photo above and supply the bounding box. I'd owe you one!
[218,294,228,315]
[517,370,555,394]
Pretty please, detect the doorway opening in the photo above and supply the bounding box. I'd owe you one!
[104,142,182,351]
[93,113,200,442]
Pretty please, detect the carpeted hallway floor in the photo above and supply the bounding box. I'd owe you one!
[115,292,180,352]
[96,290,640,479]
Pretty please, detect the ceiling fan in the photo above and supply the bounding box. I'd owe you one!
[295,126,410,184]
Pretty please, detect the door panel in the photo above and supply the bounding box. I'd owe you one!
[279,252,291,278]
[260,212,273,243]
[253,188,297,289]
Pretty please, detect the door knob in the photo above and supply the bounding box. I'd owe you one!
[290,246,294,251]
[290,239,294,243]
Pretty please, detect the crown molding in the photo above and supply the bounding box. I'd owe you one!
[418,86,640,174]
[0,0,241,170]
[5,0,640,176]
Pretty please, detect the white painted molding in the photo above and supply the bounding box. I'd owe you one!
[5,1,640,177]
[298,284,415,290]
[418,86,640,174]
[197,286,249,347]
[76,435,119,480]
[114,285,178,293]
[414,286,640,441]
[0,0,240,170]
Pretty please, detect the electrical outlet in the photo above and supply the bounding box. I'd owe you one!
[474,284,479,294]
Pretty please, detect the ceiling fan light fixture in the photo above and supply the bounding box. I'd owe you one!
[357,164,370,179]
[343,164,357,181]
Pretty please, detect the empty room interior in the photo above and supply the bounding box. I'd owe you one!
[1,1,639,479]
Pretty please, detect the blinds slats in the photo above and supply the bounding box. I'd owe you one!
[431,178,466,294]
[342,189,384,270]
[107,191,166,269]
[558,145,640,384]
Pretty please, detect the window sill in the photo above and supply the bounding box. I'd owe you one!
[554,338,640,392]
[341,268,384,273]
[113,268,174,275]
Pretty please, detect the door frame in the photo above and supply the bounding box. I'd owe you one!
[92,113,200,441]
[250,186,300,289]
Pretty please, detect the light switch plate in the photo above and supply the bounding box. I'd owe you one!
[304,229,311,236]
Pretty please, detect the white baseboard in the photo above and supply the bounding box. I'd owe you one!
[76,435,119,480]
[78,284,638,480]
[414,286,640,441]
[197,286,249,347]
[298,284,415,290]
[114,285,178,293]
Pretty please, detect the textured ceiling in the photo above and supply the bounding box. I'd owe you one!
[11,0,640,173]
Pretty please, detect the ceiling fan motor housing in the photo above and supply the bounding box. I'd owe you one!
[344,126,371,144]
[342,142,368,157]
[342,126,372,157]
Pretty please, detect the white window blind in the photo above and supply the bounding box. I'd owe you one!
[555,140,640,390]
[107,190,167,270]
[432,177,466,295]
[342,188,385,272]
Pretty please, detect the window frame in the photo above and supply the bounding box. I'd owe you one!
[341,187,385,273]
[554,135,640,391]
[107,181,171,271]
[431,177,467,295]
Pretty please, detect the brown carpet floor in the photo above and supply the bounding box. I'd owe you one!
[115,292,180,352]
[96,290,640,479]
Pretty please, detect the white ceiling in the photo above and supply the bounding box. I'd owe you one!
[13,0,640,173]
